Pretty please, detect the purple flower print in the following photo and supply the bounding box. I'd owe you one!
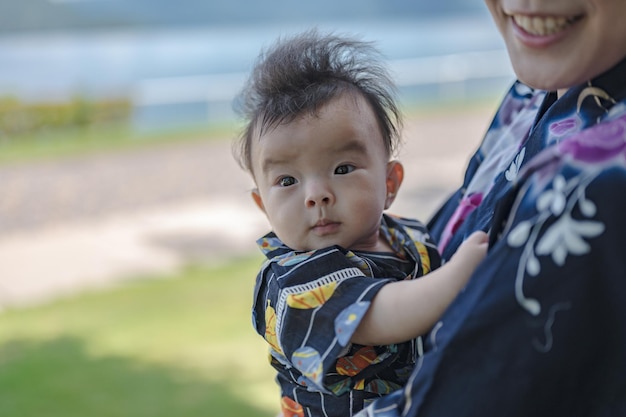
[438,193,483,252]
[550,116,581,137]
[558,114,626,164]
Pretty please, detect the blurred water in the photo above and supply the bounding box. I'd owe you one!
[0,15,513,130]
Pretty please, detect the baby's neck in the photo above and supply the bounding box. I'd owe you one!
[351,233,394,253]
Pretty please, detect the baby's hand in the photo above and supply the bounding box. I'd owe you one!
[449,230,489,275]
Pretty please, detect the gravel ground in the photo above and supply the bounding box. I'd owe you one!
[0,139,251,234]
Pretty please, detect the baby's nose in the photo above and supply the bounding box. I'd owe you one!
[305,181,334,207]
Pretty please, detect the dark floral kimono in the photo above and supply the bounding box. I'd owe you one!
[358,58,626,417]
[252,214,440,416]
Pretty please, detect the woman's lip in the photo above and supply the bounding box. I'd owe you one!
[507,13,583,48]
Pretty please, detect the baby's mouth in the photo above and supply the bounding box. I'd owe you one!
[314,219,336,227]
[312,219,340,234]
[509,14,583,36]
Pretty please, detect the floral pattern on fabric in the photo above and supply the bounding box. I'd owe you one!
[437,192,483,251]
[253,214,440,416]
[360,57,626,417]
[433,81,544,255]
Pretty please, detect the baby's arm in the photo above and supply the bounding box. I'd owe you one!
[351,230,488,346]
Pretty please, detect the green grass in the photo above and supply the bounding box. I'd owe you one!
[0,256,279,417]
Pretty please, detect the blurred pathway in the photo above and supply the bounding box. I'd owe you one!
[0,106,493,308]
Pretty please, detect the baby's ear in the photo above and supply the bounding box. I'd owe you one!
[385,160,404,209]
[251,188,266,213]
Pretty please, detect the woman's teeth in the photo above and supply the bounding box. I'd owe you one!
[512,15,577,36]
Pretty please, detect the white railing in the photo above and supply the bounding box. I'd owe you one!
[391,49,512,86]
[132,49,513,108]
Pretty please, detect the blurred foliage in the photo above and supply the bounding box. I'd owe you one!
[0,96,242,166]
[0,96,131,139]
[0,119,238,166]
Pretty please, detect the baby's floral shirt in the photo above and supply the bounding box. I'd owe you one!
[252,214,440,417]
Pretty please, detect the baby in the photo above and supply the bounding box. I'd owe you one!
[233,29,487,417]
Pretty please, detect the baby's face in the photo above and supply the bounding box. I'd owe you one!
[485,0,626,90]
[250,93,399,252]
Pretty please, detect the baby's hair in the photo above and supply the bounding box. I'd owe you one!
[233,28,402,173]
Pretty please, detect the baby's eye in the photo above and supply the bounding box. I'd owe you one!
[335,164,355,175]
[278,176,297,187]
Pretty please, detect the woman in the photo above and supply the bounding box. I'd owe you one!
[358,0,626,415]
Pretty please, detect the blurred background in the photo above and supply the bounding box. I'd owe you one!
[0,1,514,416]
[0,0,513,131]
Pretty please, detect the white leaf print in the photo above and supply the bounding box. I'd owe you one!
[537,192,553,212]
[527,256,540,276]
[552,245,568,266]
[550,194,566,215]
[553,175,566,190]
[536,215,605,266]
[507,221,532,247]
[573,219,605,237]
[569,220,605,254]
[505,148,526,182]
[536,175,567,215]
[535,219,566,256]
[579,199,597,217]
[505,165,516,182]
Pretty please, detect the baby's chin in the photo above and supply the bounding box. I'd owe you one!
[286,235,383,253]
[294,243,344,252]
[289,238,350,252]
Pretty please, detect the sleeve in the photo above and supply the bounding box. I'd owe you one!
[357,164,626,416]
[252,246,392,393]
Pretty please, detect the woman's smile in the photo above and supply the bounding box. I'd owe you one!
[508,12,584,47]
[509,14,583,37]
